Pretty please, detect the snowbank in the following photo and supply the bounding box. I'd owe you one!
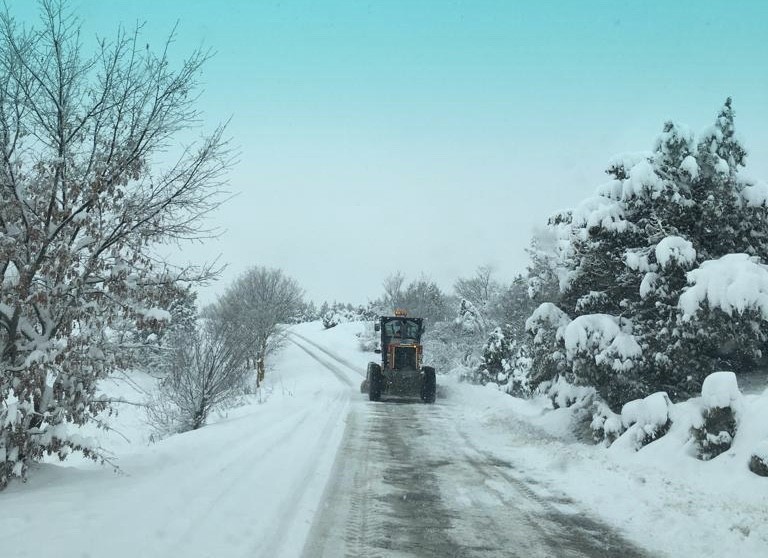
[701,371,742,411]
[441,375,768,558]
[0,321,358,558]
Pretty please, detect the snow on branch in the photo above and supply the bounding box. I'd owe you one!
[571,196,631,235]
[679,254,768,319]
[562,314,641,372]
[655,236,696,268]
[740,178,768,208]
[525,303,570,339]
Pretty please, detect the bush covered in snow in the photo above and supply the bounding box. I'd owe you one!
[618,392,673,450]
[691,372,742,460]
[147,320,253,435]
[525,303,570,389]
[320,302,377,329]
[545,376,595,411]
[589,400,624,446]
[749,441,768,477]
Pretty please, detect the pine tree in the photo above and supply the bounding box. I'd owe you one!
[527,100,768,409]
[476,326,514,385]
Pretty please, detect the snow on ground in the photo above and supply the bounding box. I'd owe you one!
[0,322,367,558]
[3,320,766,558]
[440,377,768,558]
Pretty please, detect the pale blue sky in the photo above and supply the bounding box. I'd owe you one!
[14,1,768,304]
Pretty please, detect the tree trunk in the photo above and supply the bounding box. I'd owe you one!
[257,357,265,385]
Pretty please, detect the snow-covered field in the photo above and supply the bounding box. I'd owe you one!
[2,321,766,557]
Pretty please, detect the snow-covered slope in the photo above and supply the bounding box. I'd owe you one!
[0,322,366,558]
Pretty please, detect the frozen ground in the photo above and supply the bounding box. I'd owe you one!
[1,321,766,557]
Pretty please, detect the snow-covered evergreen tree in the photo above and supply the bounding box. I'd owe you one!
[476,326,514,385]
[474,325,531,395]
[526,100,768,409]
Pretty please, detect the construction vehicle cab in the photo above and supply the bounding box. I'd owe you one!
[361,309,436,403]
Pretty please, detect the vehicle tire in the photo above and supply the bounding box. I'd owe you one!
[368,362,382,401]
[421,366,436,403]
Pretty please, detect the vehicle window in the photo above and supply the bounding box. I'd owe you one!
[404,320,420,339]
[384,321,402,337]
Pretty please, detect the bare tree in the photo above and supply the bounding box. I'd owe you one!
[381,271,405,311]
[0,1,231,487]
[212,267,304,385]
[148,320,250,433]
[454,265,500,313]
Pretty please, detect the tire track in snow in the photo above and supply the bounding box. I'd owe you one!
[287,334,358,388]
[257,390,350,558]
[445,411,653,558]
[287,331,365,378]
[163,338,355,558]
[300,405,391,558]
[151,406,318,554]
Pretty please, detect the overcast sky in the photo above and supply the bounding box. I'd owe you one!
[16,0,768,305]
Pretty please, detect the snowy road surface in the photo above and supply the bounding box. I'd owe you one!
[293,331,652,558]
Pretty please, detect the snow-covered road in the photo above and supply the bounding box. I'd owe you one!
[296,330,651,558]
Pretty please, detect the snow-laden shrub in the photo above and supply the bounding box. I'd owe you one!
[618,392,673,450]
[455,298,487,333]
[322,312,340,329]
[147,323,252,435]
[590,400,624,446]
[749,441,768,477]
[321,303,376,329]
[691,371,742,460]
[546,376,595,410]
[561,314,643,408]
[506,351,533,397]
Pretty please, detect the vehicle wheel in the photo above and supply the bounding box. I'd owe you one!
[368,362,382,401]
[421,366,436,403]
